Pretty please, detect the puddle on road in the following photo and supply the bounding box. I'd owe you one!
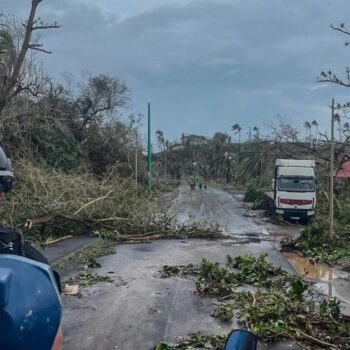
[282,252,350,310]
[283,252,336,282]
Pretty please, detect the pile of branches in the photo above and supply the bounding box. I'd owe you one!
[154,335,226,350]
[0,160,224,244]
[157,254,350,349]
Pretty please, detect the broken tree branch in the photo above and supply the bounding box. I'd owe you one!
[331,23,350,36]
[29,44,52,54]
[74,189,115,216]
[298,330,336,348]
[46,235,73,246]
[0,0,59,113]
[25,212,93,230]
[32,24,60,30]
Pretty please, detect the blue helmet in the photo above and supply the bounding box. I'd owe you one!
[0,255,62,350]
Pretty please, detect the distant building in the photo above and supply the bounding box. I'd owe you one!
[336,161,350,178]
[181,134,208,146]
[171,143,184,151]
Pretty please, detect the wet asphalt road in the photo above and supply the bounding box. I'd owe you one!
[60,186,329,350]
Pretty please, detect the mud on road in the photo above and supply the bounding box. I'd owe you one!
[61,186,349,350]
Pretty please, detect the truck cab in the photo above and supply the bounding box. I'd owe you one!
[273,159,316,221]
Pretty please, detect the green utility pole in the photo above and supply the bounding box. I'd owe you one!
[329,98,335,240]
[135,130,138,189]
[147,103,152,192]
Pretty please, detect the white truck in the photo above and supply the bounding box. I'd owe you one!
[272,159,316,221]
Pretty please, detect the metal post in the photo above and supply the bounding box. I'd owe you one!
[147,103,152,192]
[135,131,138,189]
[329,98,335,240]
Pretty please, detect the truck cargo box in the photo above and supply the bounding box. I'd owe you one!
[275,159,315,167]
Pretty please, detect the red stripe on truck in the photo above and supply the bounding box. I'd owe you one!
[280,199,312,206]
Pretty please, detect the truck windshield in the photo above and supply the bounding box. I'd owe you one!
[278,177,315,192]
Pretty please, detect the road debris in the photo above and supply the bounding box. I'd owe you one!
[64,284,79,296]
[160,264,199,278]
[154,334,226,349]
[63,271,114,292]
[156,253,350,349]
[78,240,115,268]
[45,235,73,246]
[76,271,113,287]
[148,307,159,315]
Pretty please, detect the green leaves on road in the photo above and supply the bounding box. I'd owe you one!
[154,335,226,349]
[157,253,350,349]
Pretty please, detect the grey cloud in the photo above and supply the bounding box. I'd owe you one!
[2,0,350,139]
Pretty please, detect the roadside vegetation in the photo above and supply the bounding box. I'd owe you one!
[283,192,350,266]
[156,253,350,349]
[0,4,226,245]
[243,180,266,203]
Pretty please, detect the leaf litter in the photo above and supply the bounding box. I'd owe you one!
[156,253,350,349]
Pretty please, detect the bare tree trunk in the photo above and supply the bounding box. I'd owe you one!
[0,0,59,115]
[0,1,39,114]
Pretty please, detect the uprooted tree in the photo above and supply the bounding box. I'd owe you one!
[0,3,148,242]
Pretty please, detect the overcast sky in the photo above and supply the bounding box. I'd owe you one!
[2,0,350,141]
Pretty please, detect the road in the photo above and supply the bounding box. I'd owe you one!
[61,186,348,350]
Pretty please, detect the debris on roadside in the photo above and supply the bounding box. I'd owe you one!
[20,170,226,245]
[110,222,227,243]
[160,264,199,278]
[86,257,101,268]
[64,284,79,296]
[45,235,73,246]
[54,239,116,273]
[76,271,113,287]
[154,334,226,350]
[64,271,114,292]
[148,307,159,315]
[78,240,115,268]
[156,253,350,349]
[55,239,118,297]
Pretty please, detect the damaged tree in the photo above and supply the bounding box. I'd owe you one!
[0,0,59,114]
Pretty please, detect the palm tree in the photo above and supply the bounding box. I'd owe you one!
[311,120,318,143]
[232,123,242,144]
[156,130,165,177]
[252,126,259,141]
[156,130,165,148]
[343,122,350,138]
[304,122,311,142]
[238,148,268,180]
[334,114,342,141]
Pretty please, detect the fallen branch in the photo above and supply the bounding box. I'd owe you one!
[74,189,115,216]
[25,212,93,229]
[298,330,336,348]
[46,235,73,246]
[282,333,308,350]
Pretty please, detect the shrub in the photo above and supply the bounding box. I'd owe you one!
[244,182,265,202]
[27,127,84,172]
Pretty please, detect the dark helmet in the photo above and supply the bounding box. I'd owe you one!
[0,147,13,193]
